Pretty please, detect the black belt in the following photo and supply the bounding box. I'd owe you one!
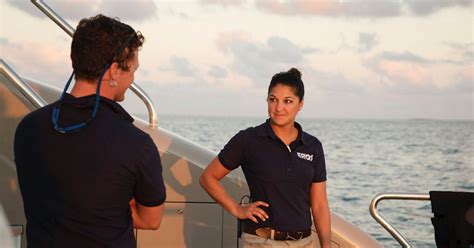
[242,224,311,241]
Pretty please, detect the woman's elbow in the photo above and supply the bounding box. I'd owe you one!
[199,174,205,187]
[199,172,210,189]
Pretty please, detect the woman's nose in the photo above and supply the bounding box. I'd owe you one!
[276,102,283,111]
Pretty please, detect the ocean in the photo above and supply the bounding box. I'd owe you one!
[155,115,474,247]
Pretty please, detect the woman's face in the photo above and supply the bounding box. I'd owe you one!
[267,83,303,127]
[115,49,139,102]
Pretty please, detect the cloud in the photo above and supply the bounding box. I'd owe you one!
[166,7,191,19]
[168,56,198,77]
[450,67,474,92]
[6,0,94,19]
[143,83,266,117]
[358,33,379,52]
[208,65,228,79]
[373,50,469,66]
[200,0,246,7]
[305,67,366,94]
[1,40,70,86]
[6,0,157,22]
[444,41,474,51]
[216,32,366,94]
[255,0,401,18]
[405,0,472,16]
[444,42,474,62]
[301,47,321,54]
[375,51,434,64]
[253,0,472,18]
[217,32,314,86]
[377,60,433,86]
[366,51,436,89]
[365,50,473,94]
[97,0,157,21]
[464,51,474,60]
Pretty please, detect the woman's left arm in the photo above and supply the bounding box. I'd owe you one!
[311,181,331,248]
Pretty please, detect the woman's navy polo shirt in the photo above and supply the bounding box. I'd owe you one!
[218,119,326,232]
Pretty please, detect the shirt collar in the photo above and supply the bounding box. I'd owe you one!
[257,118,312,146]
[62,93,134,122]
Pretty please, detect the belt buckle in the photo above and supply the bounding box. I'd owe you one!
[255,227,272,239]
[287,231,304,240]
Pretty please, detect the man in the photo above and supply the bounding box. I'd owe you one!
[14,14,166,247]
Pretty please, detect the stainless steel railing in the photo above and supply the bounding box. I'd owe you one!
[0,59,48,108]
[31,0,158,128]
[369,193,430,248]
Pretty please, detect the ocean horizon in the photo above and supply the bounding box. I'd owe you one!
[146,113,474,122]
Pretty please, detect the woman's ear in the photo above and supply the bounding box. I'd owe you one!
[298,99,304,111]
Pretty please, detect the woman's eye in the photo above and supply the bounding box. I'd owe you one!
[269,97,276,102]
[285,99,293,104]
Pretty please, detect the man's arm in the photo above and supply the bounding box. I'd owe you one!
[129,198,164,230]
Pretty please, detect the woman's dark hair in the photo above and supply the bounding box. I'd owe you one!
[268,67,305,100]
[71,14,145,81]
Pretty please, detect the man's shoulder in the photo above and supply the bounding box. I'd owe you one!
[16,103,55,130]
[106,118,151,146]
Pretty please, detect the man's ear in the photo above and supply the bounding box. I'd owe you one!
[109,62,120,80]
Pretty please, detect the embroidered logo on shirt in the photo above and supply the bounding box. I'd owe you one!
[297,152,313,162]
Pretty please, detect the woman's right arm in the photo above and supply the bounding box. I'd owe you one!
[199,157,269,223]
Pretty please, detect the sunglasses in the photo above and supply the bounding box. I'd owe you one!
[52,32,136,133]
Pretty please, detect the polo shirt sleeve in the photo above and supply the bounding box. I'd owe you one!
[218,130,247,170]
[134,135,166,207]
[313,142,327,183]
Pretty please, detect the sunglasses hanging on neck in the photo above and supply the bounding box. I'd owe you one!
[51,32,136,134]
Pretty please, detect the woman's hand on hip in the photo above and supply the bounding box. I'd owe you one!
[235,201,269,223]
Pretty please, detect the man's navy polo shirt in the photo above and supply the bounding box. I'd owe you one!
[218,119,326,232]
[14,94,166,248]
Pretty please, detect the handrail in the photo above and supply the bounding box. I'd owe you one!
[31,0,74,36]
[128,84,157,128]
[369,193,430,248]
[31,0,158,128]
[0,59,47,108]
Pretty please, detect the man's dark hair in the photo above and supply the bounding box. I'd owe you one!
[268,68,305,100]
[71,14,145,81]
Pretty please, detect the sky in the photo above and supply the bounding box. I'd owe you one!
[1,0,473,120]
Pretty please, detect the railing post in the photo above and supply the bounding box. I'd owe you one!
[369,193,430,248]
[0,59,47,108]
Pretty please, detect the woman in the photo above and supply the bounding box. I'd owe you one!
[200,68,331,247]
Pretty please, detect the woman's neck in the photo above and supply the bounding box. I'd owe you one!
[270,122,298,145]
